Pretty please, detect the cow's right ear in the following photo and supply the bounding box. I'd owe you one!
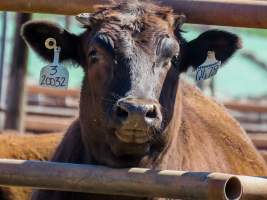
[21,21,81,64]
[178,30,241,72]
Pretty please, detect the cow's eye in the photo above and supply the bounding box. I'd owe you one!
[95,34,114,53]
[88,50,100,64]
[163,59,172,68]
[171,54,181,68]
[158,37,179,59]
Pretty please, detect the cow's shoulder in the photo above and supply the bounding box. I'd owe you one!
[179,81,267,175]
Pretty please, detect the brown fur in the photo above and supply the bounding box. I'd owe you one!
[19,1,267,199]
[165,81,267,174]
[19,83,267,200]
[1,82,267,200]
[0,133,62,200]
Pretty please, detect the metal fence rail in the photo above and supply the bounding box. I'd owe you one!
[0,0,267,28]
[1,158,266,200]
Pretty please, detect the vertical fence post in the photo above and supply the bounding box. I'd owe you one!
[4,13,31,132]
[65,16,71,30]
[0,12,7,130]
[0,12,7,102]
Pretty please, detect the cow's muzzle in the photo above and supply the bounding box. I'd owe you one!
[113,97,162,144]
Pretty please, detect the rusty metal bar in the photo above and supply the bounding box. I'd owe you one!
[0,0,107,15]
[0,159,267,199]
[0,159,242,200]
[0,0,267,28]
[163,0,267,28]
[27,85,80,98]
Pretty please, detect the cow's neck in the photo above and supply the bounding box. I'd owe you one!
[138,82,183,170]
[155,81,186,170]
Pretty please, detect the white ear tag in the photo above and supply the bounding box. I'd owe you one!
[39,38,69,89]
[194,51,221,81]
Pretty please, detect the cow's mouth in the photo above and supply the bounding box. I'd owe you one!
[107,129,151,160]
[115,129,150,144]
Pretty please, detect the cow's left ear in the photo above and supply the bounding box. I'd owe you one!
[21,21,82,65]
[179,30,241,72]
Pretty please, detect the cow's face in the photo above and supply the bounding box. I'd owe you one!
[22,1,240,167]
[77,6,184,159]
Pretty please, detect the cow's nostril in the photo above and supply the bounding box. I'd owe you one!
[145,105,158,119]
[116,106,129,119]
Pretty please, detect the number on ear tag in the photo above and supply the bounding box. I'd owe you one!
[39,64,69,89]
[39,40,69,89]
[195,51,221,81]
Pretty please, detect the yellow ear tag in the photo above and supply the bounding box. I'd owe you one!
[195,51,221,81]
[39,38,69,89]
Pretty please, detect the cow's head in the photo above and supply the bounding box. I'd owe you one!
[22,0,240,167]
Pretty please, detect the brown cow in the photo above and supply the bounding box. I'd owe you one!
[20,0,267,199]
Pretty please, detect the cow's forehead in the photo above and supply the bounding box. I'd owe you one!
[83,20,179,66]
[95,18,175,51]
[84,1,179,56]
[100,25,167,40]
[88,1,175,39]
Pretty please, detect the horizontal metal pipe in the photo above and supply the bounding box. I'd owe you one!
[162,0,267,28]
[0,159,241,200]
[0,0,267,28]
[0,0,104,14]
[239,176,267,200]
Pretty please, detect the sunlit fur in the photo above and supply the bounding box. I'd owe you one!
[20,1,267,200]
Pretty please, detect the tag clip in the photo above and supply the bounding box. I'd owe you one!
[39,38,69,89]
